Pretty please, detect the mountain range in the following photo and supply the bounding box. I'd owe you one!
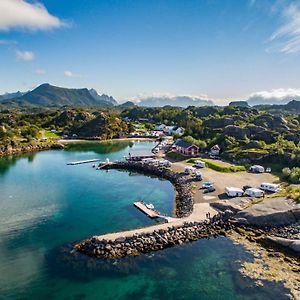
[1,83,299,109]
[0,84,118,108]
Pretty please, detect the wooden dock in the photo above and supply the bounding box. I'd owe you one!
[133,201,160,218]
[67,159,101,165]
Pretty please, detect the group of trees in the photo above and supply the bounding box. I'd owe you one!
[282,167,300,184]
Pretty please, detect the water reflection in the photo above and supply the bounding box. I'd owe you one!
[65,140,134,154]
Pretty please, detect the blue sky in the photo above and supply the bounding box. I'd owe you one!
[1,0,300,104]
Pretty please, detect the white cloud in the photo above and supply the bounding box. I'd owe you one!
[270,3,300,53]
[247,88,300,105]
[0,0,65,31]
[64,70,81,78]
[132,93,214,107]
[16,50,35,61]
[35,69,46,75]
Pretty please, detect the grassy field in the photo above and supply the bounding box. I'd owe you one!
[187,157,246,173]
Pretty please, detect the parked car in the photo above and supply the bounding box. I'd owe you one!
[194,160,205,168]
[204,186,216,193]
[202,182,213,189]
[243,185,252,191]
[195,171,202,181]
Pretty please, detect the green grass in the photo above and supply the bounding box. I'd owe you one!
[187,157,246,173]
[275,185,300,203]
[44,130,61,138]
[166,151,186,161]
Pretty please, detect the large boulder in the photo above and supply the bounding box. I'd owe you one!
[234,198,300,227]
[266,236,300,253]
[211,198,253,213]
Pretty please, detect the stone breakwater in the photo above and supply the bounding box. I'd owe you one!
[104,161,193,217]
[75,214,234,259]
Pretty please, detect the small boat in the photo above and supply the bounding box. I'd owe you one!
[146,203,155,209]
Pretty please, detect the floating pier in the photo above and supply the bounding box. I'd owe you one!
[67,159,101,165]
[133,201,160,218]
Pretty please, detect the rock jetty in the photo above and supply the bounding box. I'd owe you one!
[75,214,233,259]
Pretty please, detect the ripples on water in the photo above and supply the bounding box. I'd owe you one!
[0,141,292,300]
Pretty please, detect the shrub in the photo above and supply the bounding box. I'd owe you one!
[282,167,300,184]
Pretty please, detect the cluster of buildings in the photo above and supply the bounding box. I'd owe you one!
[155,124,185,136]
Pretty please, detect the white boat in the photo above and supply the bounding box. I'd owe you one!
[146,203,155,209]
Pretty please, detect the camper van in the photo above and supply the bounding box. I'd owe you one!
[259,182,280,193]
[225,187,244,197]
[249,165,265,173]
[245,188,264,198]
[194,160,206,168]
[184,166,196,175]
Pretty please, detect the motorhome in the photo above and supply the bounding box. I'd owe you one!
[194,160,206,168]
[245,188,264,198]
[184,166,196,175]
[225,187,244,197]
[259,182,280,193]
[249,165,265,173]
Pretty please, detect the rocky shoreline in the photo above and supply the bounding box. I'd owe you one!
[0,141,65,157]
[104,161,194,217]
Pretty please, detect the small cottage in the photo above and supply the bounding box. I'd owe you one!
[210,144,220,156]
[174,139,199,156]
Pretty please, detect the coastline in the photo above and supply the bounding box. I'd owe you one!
[0,137,157,158]
[57,137,157,143]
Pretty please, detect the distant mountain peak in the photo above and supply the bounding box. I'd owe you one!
[88,88,118,105]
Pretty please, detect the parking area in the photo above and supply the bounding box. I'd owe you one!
[171,161,279,204]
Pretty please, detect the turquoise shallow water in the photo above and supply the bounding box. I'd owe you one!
[0,141,290,300]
